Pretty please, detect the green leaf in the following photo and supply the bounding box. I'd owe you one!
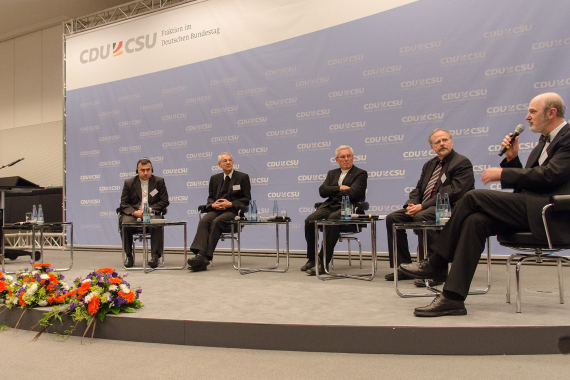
[123,307,137,313]
[111,308,120,315]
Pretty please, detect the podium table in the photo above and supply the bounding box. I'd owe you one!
[121,221,187,274]
[0,176,42,266]
[2,222,73,273]
[230,218,290,274]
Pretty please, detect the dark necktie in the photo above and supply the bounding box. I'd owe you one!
[220,175,231,199]
[422,160,443,202]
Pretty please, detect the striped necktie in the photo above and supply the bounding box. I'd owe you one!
[422,160,443,202]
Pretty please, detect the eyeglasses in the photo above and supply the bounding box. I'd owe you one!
[220,159,233,163]
[337,155,353,160]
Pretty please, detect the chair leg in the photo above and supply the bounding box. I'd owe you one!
[557,258,564,304]
[357,238,362,269]
[347,239,352,267]
[506,254,517,304]
[515,257,525,313]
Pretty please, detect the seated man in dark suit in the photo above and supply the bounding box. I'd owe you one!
[385,129,475,283]
[302,145,368,275]
[188,152,251,271]
[120,158,170,268]
[400,92,570,316]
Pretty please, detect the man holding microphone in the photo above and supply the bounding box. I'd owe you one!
[399,92,570,317]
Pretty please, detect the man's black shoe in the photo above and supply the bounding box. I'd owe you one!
[301,260,315,271]
[399,260,447,281]
[188,254,210,270]
[148,253,160,269]
[306,262,329,276]
[125,256,134,268]
[414,278,444,287]
[414,294,467,317]
[385,271,415,281]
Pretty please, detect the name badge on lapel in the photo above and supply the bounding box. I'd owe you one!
[150,189,158,197]
[233,185,241,191]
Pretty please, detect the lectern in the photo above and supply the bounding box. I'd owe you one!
[0,176,42,263]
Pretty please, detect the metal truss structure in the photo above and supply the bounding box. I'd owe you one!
[63,0,204,36]
[4,231,67,249]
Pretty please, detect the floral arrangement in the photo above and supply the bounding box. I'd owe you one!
[36,268,143,339]
[0,269,15,307]
[71,268,143,322]
[3,263,72,310]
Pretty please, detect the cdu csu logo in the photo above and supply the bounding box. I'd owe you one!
[80,33,157,64]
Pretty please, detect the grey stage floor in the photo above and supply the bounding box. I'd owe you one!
[4,248,569,328]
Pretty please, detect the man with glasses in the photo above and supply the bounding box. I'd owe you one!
[385,129,474,285]
[188,152,251,271]
[400,93,570,316]
[301,145,368,275]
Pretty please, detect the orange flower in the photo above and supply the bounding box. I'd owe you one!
[45,274,59,291]
[0,280,7,292]
[96,268,114,274]
[88,296,100,315]
[53,289,77,303]
[108,278,123,284]
[78,281,91,295]
[48,296,54,304]
[34,263,52,267]
[19,293,26,307]
[119,290,135,303]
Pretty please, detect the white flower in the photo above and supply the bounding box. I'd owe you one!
[62,282,69,290]
[40,274,50,280]
[82,279,91,284]
[38,300,48,306]
[119,284,127,290]
[5,275,13,281]
[26,283,38,295]
[109,284,118,292]
[32,270,39,275]
[122,289,130,294]
[101,292,111,301]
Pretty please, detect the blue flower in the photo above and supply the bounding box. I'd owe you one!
[70,302,76,310]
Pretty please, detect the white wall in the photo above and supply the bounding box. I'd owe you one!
[0,25,63,187]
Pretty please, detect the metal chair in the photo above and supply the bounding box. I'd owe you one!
[315,201,369,269]
[116,207,167,268]
[197,205,248,266]
[497,195,570,313]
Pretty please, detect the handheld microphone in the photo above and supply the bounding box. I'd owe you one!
[498,125,525,156]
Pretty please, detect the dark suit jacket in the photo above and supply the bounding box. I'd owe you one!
[206,170,251,212]
[120,175,170,216]
[407,149,475,210]
[318,165,367,209]
[501,122,570,242]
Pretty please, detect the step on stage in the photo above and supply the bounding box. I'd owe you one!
[1,249,569,355]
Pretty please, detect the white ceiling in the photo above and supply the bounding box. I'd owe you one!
[0,0,130,41]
